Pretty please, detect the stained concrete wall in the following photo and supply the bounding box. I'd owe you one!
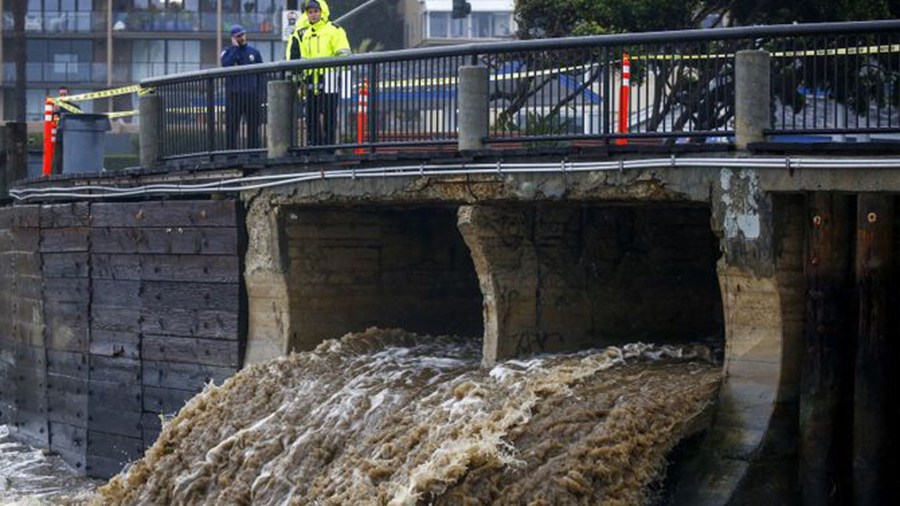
[459,203,724,363]
[281,206,483,351]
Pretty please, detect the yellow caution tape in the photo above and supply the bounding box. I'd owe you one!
[57,84,142,103]
[54,100,83,114]
[107,110,139,119]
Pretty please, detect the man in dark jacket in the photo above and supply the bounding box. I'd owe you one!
[221,24,264,149]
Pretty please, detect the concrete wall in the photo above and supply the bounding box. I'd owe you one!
[282,206,483,351]
[459,203,724,362]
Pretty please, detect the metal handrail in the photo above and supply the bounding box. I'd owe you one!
[141,20,900,161]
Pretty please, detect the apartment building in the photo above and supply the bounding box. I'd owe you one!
[0,0,517,124]
[402,0,516,47]
[0,0,290,123]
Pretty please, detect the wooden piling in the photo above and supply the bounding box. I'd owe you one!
[801,193,854,506]
[853,194,894,506]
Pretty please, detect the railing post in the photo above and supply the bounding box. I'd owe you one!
[267,80,294,159]
[735,49,770,150]
[206,78,216,157]
[458,64,489,152]
[139,92,161,167]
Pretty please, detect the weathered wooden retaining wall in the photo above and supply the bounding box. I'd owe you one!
[0,199,244,478]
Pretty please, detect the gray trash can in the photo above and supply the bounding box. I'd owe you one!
[59,113,111,174]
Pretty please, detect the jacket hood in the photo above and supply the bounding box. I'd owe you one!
[306,0,331,25]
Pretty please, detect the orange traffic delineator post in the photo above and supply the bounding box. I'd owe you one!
[355,79,369,155]
[42,97,55,176]
[615,53,630,146]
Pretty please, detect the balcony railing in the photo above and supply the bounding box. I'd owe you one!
[2,10,282,35]
[3,11,105,33]
[140,20,900,161]
[3,62,109,84]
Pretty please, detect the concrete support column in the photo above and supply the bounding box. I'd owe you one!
[458,65,489,152]
[138,93,161,168]
[267,80,294,159]
[457,205,538,365]
[735,50,771,150]
[243,196,291,364]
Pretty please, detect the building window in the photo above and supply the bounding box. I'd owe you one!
[424,10,514,40]
[254,40,285,63]
[26,38,94,82]
[132,40,200,80]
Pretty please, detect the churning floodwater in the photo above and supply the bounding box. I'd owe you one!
[0,425,99,505]
[2,328,721,505]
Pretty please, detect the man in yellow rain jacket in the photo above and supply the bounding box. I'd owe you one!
[285,0,351,147]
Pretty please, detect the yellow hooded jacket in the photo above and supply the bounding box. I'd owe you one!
[285,0,351,93]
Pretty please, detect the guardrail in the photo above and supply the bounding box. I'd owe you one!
[140,20,900,162]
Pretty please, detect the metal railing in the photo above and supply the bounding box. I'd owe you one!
[141,20,900,161]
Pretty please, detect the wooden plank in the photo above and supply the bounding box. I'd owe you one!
[49,421,87,472]
[13,275,43,300]
[47,375,88,427]
[140,227,239,255]
[91,254,141,280]
[89,330,140,359]
[89,380,142,412]
[43,277,91,304]
[801,193,854,506]
[13,320,44,348]
[141,281,239,311]
[140,308,239,340]
[14,411,49,448]
[142,334,240,368]
[853,194,894,505]
[12,251,42,275]
[141,412,163,432]
[86,431,143,476]
[143,428,162,450]
[142,385,197,415]
[46,350,88,379]
[45,301,89,352]
[142,360,234,390]
[0,207,12,228]
[42,252,90,278]
[86,455,130,480]
[90,200,237,228]
[12,206,41,229]
[40,202,90,228]
[89,356,141,384]
[91,306,140,334]
[92,279,141,308]
[141,254,240,283]
[90,227,141,254]
[88,404,142,439]
[40,227,89,253]
[13,228,40,252]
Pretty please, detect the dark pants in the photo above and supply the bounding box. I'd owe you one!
[305,92,339,147]
[226,91,261,150]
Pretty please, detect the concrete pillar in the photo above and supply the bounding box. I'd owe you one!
[267,80,294,159]
[458,65,489,152]
[243,196,291,364]
[735,50,770,150]
[138,93,160,168]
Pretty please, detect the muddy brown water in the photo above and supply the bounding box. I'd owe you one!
[86,328,721,506]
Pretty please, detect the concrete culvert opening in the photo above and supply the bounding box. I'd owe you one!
[457,202,725,362]
[282,205,484,352]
